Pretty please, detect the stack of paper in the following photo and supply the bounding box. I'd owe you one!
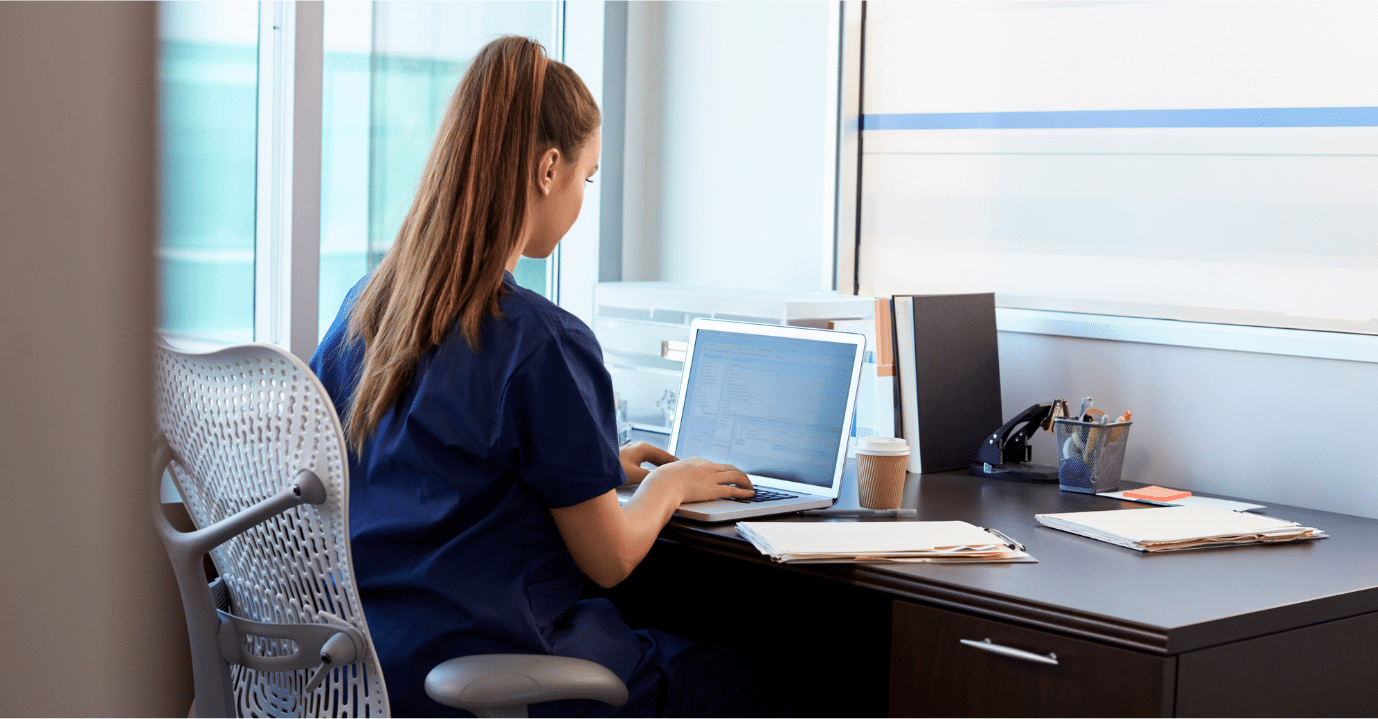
[1036,505,1323,552]
[736,520,1036,564]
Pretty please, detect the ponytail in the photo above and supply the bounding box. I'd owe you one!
[343,36,599,452]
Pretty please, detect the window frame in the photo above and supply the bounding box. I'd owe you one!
[254,0,322,360]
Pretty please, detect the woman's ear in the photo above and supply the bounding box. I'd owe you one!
[535,147,560,196]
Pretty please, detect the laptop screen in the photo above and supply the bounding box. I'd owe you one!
[673,327,859,489]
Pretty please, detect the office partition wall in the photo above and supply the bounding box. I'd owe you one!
[859,1,1378,337]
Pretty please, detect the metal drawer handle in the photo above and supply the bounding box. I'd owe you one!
[959,638,1059,666]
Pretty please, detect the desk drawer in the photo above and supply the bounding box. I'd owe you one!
[1176,610,1378,717]
[890,600,1173,717]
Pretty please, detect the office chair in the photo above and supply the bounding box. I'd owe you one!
[152,341,628,718]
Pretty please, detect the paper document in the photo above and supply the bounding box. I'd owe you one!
[1036,505,1323,552]
[736,520,1036,564]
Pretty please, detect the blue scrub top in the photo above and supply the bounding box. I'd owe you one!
[311,272,640,717]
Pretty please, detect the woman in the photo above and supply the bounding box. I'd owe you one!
[311,36,779,717]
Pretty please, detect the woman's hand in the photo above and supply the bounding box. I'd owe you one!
[640,457,754,504]
[618,441,676,484]
[618,441,752,501]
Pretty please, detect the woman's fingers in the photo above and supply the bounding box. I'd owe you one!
[632,443,677,466]
[722,470,753,492]
[619,442,679,484]
[619,442,678,473]
[706,463,753,497]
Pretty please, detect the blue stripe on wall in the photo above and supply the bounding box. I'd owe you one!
[862,107,1378,131]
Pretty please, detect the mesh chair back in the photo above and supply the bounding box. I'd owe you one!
[155,342,388,717]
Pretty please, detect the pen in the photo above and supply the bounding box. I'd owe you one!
[800,508,918,518]
[981,527,1026,552]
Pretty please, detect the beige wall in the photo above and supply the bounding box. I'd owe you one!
[0,2,191,714]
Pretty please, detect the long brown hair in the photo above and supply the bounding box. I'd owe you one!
[343,36,600,451]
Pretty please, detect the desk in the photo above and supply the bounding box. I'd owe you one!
[597,466,1378,717]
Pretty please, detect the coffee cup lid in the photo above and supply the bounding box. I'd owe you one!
[855,437,910,456]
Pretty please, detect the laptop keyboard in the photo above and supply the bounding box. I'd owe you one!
[726,488,799,504]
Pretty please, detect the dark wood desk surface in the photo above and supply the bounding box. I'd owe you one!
[657,467,1378,656]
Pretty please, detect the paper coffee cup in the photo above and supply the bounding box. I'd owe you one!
[854,437,910,510]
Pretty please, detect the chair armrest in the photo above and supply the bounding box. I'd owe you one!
[425,654,628,718]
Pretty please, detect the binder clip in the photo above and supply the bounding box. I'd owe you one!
[968,401,1064,483]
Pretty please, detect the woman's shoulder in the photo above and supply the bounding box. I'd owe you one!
[424,274,601,381]
[416,277,603,406]
[497,273,598,348]
[311,275,371,383]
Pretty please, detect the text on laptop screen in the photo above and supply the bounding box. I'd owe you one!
[675,329,856,488]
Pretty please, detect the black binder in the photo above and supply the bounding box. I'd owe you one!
[890,293,1003,473]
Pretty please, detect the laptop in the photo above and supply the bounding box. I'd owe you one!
[619,318,866,522]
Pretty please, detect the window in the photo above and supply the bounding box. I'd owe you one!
[157,2,259,344]
[858,2,1378,339]
[159,1,580,354]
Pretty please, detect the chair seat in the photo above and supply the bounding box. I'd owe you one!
[425,654,628,714]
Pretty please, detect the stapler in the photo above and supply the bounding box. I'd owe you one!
[968,402,1063,482]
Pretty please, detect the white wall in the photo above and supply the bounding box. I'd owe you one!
[0,3,191,713]
[621,1,838,292]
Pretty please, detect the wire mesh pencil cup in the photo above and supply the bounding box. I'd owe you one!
[1052,418,1132,494]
